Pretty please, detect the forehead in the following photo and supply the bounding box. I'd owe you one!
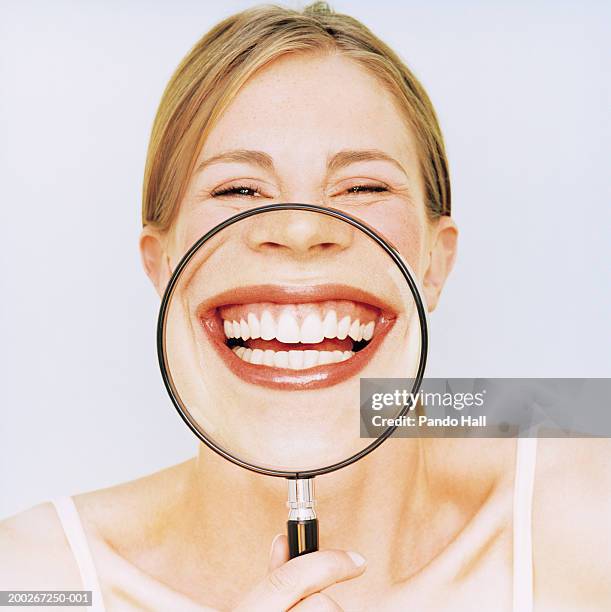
[199,52,420,173]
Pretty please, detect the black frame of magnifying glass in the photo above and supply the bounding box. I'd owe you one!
[156,203,428,479]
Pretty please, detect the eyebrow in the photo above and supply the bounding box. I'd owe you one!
[196,148,408,178]
[196,149,274,173]
[327,149,408,177]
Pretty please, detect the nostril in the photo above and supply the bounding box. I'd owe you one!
[310,242,344,255]
[258,241,284,250]
[255,241,343,254]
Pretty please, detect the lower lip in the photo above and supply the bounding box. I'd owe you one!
[199,311,395,390]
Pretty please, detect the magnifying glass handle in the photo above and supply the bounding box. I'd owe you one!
[288,517,319,558]
[287,478,318,559]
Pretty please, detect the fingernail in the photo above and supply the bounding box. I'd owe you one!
[347,551,366,567]
[269,533,283,556]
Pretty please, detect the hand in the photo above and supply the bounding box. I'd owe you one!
[233,534,366,611]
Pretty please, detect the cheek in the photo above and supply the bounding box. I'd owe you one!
[352,200,427,278]
[169,201,238,257]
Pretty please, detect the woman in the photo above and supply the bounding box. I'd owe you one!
[1,3,609,610]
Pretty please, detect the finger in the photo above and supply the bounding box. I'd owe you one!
[290,592,342,611]
[268,534,289,572]
[234,549,366,612]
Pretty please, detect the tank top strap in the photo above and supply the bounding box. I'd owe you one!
[50,496,106,612]
[512,437,537,612]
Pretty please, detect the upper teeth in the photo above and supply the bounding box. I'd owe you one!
[223,311,375,343]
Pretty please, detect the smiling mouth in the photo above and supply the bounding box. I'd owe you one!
[197,284,396,390]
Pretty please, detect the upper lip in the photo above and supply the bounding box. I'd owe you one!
[195,283,398,316]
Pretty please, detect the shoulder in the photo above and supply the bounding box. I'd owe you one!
[533,438,611,608]
[0,458,194,592]
[0,501,82,590]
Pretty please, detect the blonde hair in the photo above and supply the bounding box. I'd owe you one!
[142,1,451,229]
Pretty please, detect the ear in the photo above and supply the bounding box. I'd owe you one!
[139,225,172,298]
[421,216,458,312]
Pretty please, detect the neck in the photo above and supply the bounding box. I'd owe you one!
[166,437,511,602]
[182,439,476,560]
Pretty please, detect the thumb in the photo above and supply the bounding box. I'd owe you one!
[268,534,289,572]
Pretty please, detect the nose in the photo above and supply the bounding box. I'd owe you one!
[245,209,353,258]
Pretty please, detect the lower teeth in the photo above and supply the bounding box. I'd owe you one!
[232,347,354,369]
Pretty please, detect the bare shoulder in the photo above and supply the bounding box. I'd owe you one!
[71,459,194,548]
[533,438,611,608]
[0,459,194,591]
[0,502,82,590]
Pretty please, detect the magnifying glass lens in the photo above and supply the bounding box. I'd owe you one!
[160,206,426,476]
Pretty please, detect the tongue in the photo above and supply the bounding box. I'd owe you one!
[246,338,354,352]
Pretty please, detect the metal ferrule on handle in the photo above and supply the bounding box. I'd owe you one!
[287,478,318,558]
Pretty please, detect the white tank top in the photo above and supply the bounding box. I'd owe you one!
[51,439,537,612]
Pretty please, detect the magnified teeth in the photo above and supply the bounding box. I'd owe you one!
[322,310,338,338]
[240,319,250,341]
[348,318,361,341]
[249,348,263,364]
[232,347,354,369]
[274,350,289,368]
[248,313,261,340]
[300,313,324,344]
[304,350,319,368]
[337,316,350,340]
[277,312,300,343]
[219,302,379,344]
[260,310,275,341]
[224,312,376,342]
[318,351,334,365]
[288,350,304,369]
[333,350,345,363]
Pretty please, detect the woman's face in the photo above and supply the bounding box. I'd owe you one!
[144,53,456,470]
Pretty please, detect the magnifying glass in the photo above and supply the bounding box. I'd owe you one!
[157,203,428,558]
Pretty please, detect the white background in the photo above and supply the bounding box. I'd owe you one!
[1,0,609,518]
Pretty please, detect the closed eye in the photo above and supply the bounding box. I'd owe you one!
[343,184,388,194]
[210,183,264,198]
